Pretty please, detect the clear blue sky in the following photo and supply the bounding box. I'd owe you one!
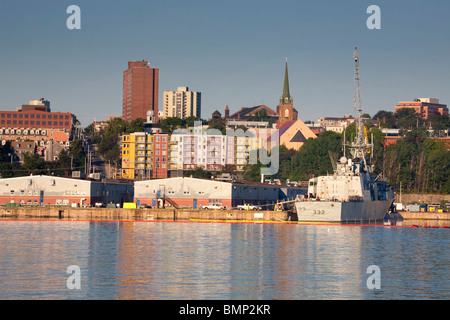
[1,0,449,126]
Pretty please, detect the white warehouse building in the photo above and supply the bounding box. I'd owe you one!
[0,175,134,207]
[134,177,306,209]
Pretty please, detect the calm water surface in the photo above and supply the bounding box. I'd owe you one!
[0,220,448,300]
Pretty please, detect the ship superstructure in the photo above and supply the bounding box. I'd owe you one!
[294,48,394,222]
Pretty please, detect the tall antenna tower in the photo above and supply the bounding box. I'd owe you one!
[351,47,371,162]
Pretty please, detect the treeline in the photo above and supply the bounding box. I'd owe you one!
[382,130,449,194]
[373,109,450,132]
[85,117,146,167]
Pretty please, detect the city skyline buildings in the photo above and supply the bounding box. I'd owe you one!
[0,1,449,126]
[122,61,159,122]
[162,86,201,120]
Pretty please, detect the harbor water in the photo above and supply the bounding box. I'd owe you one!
[0,220,448,300]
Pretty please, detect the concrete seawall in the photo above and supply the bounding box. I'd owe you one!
[1,207,292,222]
[399,211,450,220]
[2,207,448,222]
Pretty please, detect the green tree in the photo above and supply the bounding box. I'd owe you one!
[161,117,184,135]
[373,110,397,128]
[207,119,226,135]
[395,108,423,129]
[427,114,450,132]
[126,117,145,133]
[184,166,213,179]
[290,131,343,181]
[382,129,449,194]
[22,153,46,175]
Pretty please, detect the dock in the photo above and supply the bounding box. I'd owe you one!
[0,206,294,222]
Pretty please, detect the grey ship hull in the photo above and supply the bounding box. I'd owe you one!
[295,198,394,222]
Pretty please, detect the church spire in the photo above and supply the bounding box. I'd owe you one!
[280,58,293,106]
[282,58,290,100]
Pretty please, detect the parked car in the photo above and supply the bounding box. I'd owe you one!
[237,204,261,210]
[202,204,225,210]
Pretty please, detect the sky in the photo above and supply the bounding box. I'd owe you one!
[0,0,449,126]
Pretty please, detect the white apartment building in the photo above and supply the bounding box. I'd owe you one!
[162,87,201,119]
[168,126,262,172]
[317,116,355,133]
[169,132,228,171]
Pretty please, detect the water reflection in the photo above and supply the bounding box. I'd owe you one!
[0,221,448,299]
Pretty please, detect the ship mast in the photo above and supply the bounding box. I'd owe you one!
[351,47,371,168]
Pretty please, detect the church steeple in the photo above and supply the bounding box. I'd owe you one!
[280,58,293,106]
[282,59,290,101]
[277,58,297,128]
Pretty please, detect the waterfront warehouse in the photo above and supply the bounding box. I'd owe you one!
[134,177,306,209]
[0,175,134,207]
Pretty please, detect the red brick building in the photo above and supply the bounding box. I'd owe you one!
[153,133,168,178]
[122,61,159,122]
[395,98,448,120]
[0,109,72,131]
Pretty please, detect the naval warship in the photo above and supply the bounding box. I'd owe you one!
[294,48,395,222]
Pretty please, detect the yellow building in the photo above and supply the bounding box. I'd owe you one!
[234,136,262,171]
[121,133,154,180]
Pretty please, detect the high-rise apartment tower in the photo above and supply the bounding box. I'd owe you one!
[162,87,201,119]
[122,61,159,122]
